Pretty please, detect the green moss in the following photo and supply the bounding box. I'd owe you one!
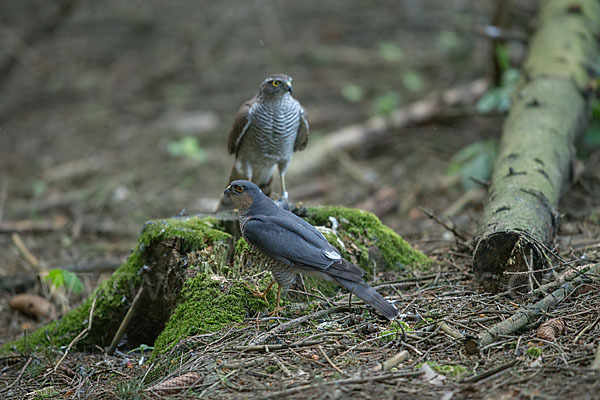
[378,321,414,342]
[153,274,267,354]
[2,216,229,354]
[527,346,543,358]
[418,361,468,377]
[305,206,431,270]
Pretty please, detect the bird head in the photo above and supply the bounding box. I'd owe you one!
[224,180,263,213]
[259,73,293,98]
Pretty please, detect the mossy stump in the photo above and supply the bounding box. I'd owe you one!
[1,206,430,356]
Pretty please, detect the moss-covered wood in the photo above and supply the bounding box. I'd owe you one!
[1,206,429,357]
[473,0,600,290]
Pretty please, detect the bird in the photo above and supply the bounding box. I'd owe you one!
[223,180,398,320]
[218,73,309,210]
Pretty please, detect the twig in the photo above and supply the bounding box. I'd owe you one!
[318,345,345,375]
[533,262,599,296]
[372,350,409,372]
[419,207,470,242]
[107,285,145,355]
[459,360,518,384]
[4,357,32,391]
[438,322,464,340]
[250,307,347,345]
[591,342,600,370]
[53,293,99,372]
[11,233,40,269]
[232,340,333,353]
[263,370,424,399]
[467,262,600,351]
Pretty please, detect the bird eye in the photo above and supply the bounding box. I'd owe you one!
[234,186,244,193]
[272,80,280,87]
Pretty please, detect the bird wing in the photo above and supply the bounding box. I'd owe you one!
[227,96,256,156]
[293,107,309,151]
[243,216,364,282]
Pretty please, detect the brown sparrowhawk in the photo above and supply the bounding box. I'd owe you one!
[224,180,398,320]
[218,74,309,210]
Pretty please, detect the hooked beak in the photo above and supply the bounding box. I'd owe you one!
[285,81,293,93]
[224,185,232,196]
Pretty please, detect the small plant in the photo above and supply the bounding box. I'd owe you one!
[476,68,521,113]
[418,361,468,377]
[44,269,84,295]
[446,140,497,190]
[527,346,543,358]
[341,83,365,103]
[167,136,207,162]
[370,91,401,116]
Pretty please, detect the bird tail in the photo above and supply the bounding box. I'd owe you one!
[335,279,398,320]
[216,167,273,211]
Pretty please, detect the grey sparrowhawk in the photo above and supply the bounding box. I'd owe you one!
[224,180,398,320]
[218,74,309,210]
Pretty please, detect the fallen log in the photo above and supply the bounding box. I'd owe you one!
[473,0,600,290]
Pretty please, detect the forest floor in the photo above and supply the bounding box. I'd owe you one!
[1,0,600,399]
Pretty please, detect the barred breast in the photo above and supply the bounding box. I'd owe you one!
[248,244,297,290]
[240,94,302,167]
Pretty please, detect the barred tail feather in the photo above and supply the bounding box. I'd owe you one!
[336,279,398,320]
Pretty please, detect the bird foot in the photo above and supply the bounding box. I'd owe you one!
[268,306,284,317]
[243,282,273,304]
[274,198,294,210]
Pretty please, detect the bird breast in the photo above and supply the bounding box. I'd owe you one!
[246,97,301,160]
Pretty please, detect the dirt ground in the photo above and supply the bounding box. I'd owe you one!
[1,0,600,399]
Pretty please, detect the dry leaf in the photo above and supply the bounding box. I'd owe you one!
[9,293,57,320]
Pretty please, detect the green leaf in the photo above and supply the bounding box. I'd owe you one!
[447,140,497,190]
[166,136,207,162]
[401,70,425,92]
[495,43,511,73]
[477,69,521,113]
[377,41,405,62]
[45,269,84,295]
[437,30,461,54]
[370,91,401,116]
[341,83,365,103]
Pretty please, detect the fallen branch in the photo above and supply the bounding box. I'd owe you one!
[292,79,489,175]
[466,262,600,352]
[263,370,424,399]
[372,349,409,372]
[107,285,145,356]
[53,293,98,372]
[250,307,347,345]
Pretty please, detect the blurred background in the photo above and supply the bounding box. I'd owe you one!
[0,0,569,336]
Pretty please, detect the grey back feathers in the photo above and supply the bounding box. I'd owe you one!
[229,180,398,320]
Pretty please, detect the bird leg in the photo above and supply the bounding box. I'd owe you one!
[245,280,276,303]
[269,284,283,317]
[280,173,288,201]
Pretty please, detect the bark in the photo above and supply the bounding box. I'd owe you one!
[473,0,600,290]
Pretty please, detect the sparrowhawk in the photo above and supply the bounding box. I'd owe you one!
[218,74,309,210]
[224,180,398,320]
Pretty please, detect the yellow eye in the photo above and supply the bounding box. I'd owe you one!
[234,186,244,193]
[272,80,280,87]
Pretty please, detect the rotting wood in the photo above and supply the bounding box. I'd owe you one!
[473,0,600,291]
